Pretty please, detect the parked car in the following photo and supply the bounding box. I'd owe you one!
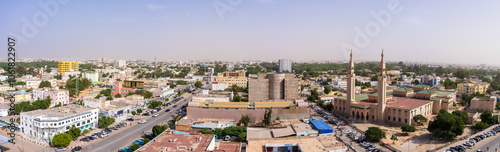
[99,133,108,138]
[71,146,82,152]
[55,147,67,151]
[142,113,150,116]
[127,118,135,121]
[165,109,171,112]
[153,113,159,117]
[80,137,90,142]
[139,120,147,124]
[173,105,177,108]
[110,126,118,130]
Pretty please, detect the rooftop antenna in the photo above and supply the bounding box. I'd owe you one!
[154,56,157,79]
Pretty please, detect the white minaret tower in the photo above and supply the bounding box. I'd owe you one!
[376,50,387,121]
[346,50,355,116]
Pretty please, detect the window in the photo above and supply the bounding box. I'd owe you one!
[393,117,395,121]
[399,118,401,122]
[388,116,390,120]
[405,119,407,123]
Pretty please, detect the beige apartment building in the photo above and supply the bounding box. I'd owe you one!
[470,96,497,112]
[215,70,247,88]
[457,82,489,96]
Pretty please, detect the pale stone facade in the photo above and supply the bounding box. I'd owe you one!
[215,70,248,88]
[470,96,497,112]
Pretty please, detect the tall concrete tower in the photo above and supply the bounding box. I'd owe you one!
[346,51,355,116]
[376,50,387,121]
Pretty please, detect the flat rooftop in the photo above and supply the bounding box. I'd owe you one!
[387,97,433,110]
[247,136,343,152]
[137,131,214,152]
[21,105,96,120]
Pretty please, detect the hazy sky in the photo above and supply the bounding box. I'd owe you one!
[1,0,500,65]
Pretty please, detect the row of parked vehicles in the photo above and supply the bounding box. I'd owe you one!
[446,125,500,152]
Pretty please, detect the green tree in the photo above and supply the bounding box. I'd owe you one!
[480,110,497,124]
[451,110,468,124]
[324,102,333,111]
[472,122,489,130]
[137,109,143,114]
[144,138,151,144]
[68,127,81,139]
[100,89,112,96]
[365,127,386,141]
[427,110,465,139]
[95,94,102,99]
[131,111,136,115]
[115,93,122,98]
[52,133,72,147]
[195,81,203,88]
[152,125,167,137]
[83,129,89,135]
[324,85,332,94]
[106,96,113,100]
[98,116,115,128]
[413,114,428,125]
[38,80,52,88]
[239,115,250,127]
[131,144,140,151]
[262,108,273,126]
[401,125,416,134]
[239,132,247,142]
[233,95,242,102]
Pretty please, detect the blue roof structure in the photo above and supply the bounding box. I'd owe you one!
[309,120,332,130]
[192,123,217,129]
[309,120,333,134]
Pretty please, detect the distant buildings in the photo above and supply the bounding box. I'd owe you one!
[19,105,99,142]
[82,71,100,85]
[470,96,497,112]
[32,87,70,106]
[114,60,126,68]
[215,70,247,88]
[420,75,441,86]
[457,82,490,96]
[248,73,300,103]
[20,78,57,89]
[57,61,79,75]
[278,59,292,73]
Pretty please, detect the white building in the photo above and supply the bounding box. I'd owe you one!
[22,79,57,89]
[20,105,99,142]
[278,59,292,73]
[0,104,9,117]
[32,88,70,106]
[84,100,110,108]
[160,88,176,98]
[115,60,127,68]
[211,83,228,91]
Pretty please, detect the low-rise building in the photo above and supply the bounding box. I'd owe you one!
[20,79,57,89]
[136,131,216,152]
[470,96,497,112]
[216,70,247,88]
[19,105,99,142]
[32,87,69,106]
[211,82,228,91]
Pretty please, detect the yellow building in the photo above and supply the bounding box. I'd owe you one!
[457,82,489,96]
[215,70,247,88]
[15,93,32,102]
[0,85,16,91]
[58,61,79,74]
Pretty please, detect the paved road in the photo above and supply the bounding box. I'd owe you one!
[82,93,193,152]
[471,131,500,152]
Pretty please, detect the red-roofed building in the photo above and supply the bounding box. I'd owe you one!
[137,131,216,152]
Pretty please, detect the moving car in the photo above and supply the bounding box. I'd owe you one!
[153,113,159,117]
[55,147,67,151]
[139,120,147,124]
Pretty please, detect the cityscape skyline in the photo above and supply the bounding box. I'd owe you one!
[2,1,500,66]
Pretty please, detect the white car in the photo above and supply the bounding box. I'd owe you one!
[153,113,159,117]
[139,120,147,124]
